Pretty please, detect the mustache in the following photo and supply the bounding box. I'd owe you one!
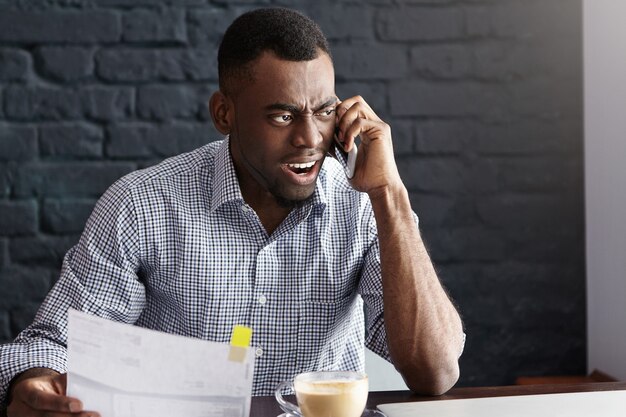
[283,147,329,159]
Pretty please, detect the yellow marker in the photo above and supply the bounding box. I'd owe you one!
[229,325,252,363]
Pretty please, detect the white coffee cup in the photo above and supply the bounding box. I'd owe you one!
[275,371,385,417]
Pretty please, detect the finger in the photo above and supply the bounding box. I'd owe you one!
[74,411,100,417]
[338,105,386,150]
[336,96,379,122]
[336,95,371,115]
[337,100,380,130]
[11,407,99,417]
[337,102,368,148]
[343,118,390,149]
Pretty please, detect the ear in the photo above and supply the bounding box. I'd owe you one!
[209,91,233,135]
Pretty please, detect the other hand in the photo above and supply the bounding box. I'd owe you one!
[7,369,97,417]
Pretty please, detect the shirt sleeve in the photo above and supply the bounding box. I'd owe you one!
[0,177,146,407]
[358,210,420,363]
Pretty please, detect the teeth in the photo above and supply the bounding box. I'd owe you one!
[287,161,315,169]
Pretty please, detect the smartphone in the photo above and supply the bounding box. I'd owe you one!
[333,128,358,179]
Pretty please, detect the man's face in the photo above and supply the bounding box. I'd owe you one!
[228,50,337,206]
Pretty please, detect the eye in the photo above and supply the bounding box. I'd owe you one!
[315,108,335,118]
[270,114,293,124]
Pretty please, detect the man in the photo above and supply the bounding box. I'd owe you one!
[1,8,464,417]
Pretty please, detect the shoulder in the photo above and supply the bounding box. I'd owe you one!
[96,140,223,210]
[119,140,222,190]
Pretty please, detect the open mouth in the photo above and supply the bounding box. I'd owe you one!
[286,161,316,175]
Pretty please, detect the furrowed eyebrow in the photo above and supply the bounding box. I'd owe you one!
[265,103,301,113]
[265,97,339,114]
[313,97,339,112]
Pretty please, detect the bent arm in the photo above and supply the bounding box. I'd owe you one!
[0,178,145,408]
[335,95,464,395]
[370,184,464,395]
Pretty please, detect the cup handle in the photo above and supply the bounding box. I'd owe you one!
[275,380,302,417]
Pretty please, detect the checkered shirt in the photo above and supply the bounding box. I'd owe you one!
[0,138,410,403]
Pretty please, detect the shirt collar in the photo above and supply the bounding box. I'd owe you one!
[209,137,327,214]
[209,138,244,213]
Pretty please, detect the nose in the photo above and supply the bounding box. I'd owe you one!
[290,116,324,149]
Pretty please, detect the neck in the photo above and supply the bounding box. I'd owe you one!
[245,191,292,236]
[234,165,291,236]
[254,202,292,236]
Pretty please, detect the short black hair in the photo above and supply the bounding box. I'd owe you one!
[218,8,331,96]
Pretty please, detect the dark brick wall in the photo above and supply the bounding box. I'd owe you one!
[0,0,584,386]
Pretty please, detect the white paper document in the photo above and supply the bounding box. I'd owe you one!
[67,309,255,417]
[378,390,626,417]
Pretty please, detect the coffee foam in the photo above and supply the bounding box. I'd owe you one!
[295,379,368,417]
[296,379,366,394]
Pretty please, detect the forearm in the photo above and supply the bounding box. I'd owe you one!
[369,184,464,395]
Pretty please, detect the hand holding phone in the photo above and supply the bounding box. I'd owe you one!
[334,95,402,195]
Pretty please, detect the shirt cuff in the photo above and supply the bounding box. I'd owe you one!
[0,342,67,409]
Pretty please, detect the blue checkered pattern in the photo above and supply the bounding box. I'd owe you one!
[0,138,407,402]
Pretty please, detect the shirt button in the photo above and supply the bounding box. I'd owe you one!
[255,347,264,357]
[258,295,267,305]
[241,205,250,213]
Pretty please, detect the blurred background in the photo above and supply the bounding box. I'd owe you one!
[0,0,593,389]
